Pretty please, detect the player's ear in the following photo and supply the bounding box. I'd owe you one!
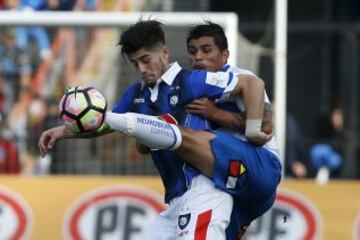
[222,49,229,63]
[161,46,169,58]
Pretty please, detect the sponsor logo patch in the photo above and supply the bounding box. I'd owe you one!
[226,160,247,189]
[205,72,229,88]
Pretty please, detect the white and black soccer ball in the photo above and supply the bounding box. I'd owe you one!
[59,86,107,133]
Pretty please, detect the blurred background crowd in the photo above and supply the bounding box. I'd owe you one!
[0,0,359,181]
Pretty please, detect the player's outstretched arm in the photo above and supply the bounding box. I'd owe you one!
[39,125,68,158]
[38,123,113,157]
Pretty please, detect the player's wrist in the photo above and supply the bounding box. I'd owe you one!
[245,119,262,138]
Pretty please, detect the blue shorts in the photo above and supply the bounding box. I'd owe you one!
[225,192,276,239]
[210,131,282,238]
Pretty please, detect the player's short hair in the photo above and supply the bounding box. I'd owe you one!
[118,20,166,58]
[186,21,228,51]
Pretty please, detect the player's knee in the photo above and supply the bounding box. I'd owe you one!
[178,128,197,150]
[180,128,215,148]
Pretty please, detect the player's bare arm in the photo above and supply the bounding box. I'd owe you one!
[186,97,246,132]
[38,123,113,157]
[262,102,273,134]
[231,74,273,145]
[186,97,273,136]
[39,125,69,158]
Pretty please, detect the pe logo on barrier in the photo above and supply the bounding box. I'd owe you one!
[64,185,166,240]
[0,187,32,239]
[244,189,323,240]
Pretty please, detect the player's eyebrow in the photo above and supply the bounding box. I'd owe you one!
[129,53,149,63]
[188,43,213,49]
[200,44,213,48]
[138,54,150,61]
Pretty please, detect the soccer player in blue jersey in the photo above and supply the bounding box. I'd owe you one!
[111,21,280,239]
[184,21,278,238]
[39,20,280,239]
[39,20,237,239]
[103,21,280,240]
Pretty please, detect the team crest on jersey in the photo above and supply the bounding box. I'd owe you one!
[178,213,191,230]
[226,160,247,189]
[169,95,179,106]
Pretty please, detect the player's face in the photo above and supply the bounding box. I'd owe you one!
[129,46,169,87]
[187,36,229,72]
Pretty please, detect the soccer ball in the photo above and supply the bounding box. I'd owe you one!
[59,86,107,133]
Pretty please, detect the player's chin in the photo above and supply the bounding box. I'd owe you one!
[193,63,206,70]
[142,77,157,86]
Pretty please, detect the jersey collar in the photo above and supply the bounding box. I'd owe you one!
[161,62,182,85]
[221,63,230,72]
[141,62,182,90]
[143,62,182,102]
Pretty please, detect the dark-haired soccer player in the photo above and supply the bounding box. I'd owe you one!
[39,20,280,240]
[184,21,279,238]
[105,20,280,240]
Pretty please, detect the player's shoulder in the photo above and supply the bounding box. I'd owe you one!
[125,82,143,92]
[185,68,207,81]
[228,65,256,76]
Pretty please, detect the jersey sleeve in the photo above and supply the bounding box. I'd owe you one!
[186,70,237,100]
[111,84,141,113]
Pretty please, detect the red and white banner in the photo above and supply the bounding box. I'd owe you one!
[0,177,358,239]
[0,187,32,239]
[245,190,322,240]
[64,185,166,240]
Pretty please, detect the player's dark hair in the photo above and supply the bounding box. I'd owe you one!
[186,20,228,51]
[118,20,166,58]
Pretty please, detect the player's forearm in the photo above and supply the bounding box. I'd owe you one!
[66,123,113,139]
[210,109,245,132]
[214,106,272,134]
[232,75,265,137]
[241,76,265,120]
[261,104,273,134]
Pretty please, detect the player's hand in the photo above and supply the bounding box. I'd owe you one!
[185,98,217,119]
[246,131,273,146]
[38,125,66,158]
[136,141,151,154]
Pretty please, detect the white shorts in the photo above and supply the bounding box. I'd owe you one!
[140,195,182,240]
[141,175,233,240]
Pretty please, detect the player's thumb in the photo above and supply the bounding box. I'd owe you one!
[47,138,56,149]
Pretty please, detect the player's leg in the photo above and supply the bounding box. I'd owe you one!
[209,131,282,198]
[105,112,182,150]
[175,128,216,178]
[141,214,176,240]
[106,112,282,193]
[105,112,217,177]
[175,175,233,240]
[140,197,183,240]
